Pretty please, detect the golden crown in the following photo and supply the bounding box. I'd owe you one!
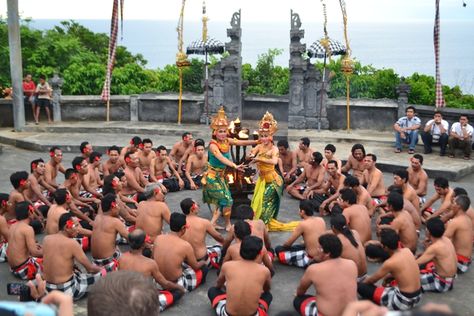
[259,111,278,135]
[210,106,229,130]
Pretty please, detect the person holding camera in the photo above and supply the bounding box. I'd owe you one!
[420,111,449,156]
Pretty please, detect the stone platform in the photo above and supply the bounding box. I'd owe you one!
[0,121,473,180]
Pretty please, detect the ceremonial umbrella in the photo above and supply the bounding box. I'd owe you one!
[186,38,225,125]
[307,38,346,131]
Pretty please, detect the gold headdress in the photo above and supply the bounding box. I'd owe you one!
[210,106,229,130]
[258,111,278,135]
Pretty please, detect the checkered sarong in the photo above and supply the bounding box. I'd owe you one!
[73,236,90,252]
[372,195,388,207]
[0,241,7,262]
[420,270,454,293]
[10,257,43,280]
[374,286,422,311]
[177,263,206,292]
[211,293,269,316]
[92,249,120,272]
[203,245,222,269]
[276,245,313,268]
[158,289,181,312]
[418,196,426,207]
[294,295,319,316]
[457,254,471,274]
[46,270,102,300]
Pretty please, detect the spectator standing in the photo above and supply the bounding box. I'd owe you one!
[35,75,53,124]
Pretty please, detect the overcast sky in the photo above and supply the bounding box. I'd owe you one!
[1,0,473,23]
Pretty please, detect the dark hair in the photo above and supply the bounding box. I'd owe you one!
[102,175,116,195]
[142,138,153,146]
[453,187,468,197]
[366,153,377,162]
[194,138,205,147]
[182,132,192,140]
[180,198,194,215]
[80,141,90,154]
[324,144,336,153]
[114,171,125,180]
[58,212,74,231]
[129,229,146,250]
[340,188,357,205]
[89,152,102,164]
[15,201,32,220]
[299,200,314,216]
[434,177,449,189]
[393,169,409,183]
[387,192,404,212]
[88,271,160,316]
[319,233,343,258]
[277,139,289,149]
[101,193,117,213]
[136,193,147,203]
[156,145,167,153]
[72,156,85,170]
[426,217,445,238]
[455,195,471,212]
[53,188,68,205]
[412,154,424,165]
[10,171,29,189]
[39,74,46,80]
[330,214,358,248]
[30,158,44,173]
[131,136,142,146]
[0,193,9,208]
[235,204,254,220]
[49,146,61,155]
[387,185,403,195]
[65,168,78,180]
[380,228,399,250]
[312,152,324,165]
[300,137,310,147]
[351,144,366,156]
[326,159,338,168]
[234,220,251,240]
[240,236,263,260]
[433,110,443,117]
[459,114,469,120]
[344,176,360,188]
[406,106,416,113]
[108,145,121,154]
[124,151,134,163]
[170,212,187,232]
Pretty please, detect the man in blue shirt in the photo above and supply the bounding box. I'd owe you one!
[394,106,421,154]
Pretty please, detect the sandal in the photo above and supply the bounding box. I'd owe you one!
[408,149,415,154]
[394,148,401,153]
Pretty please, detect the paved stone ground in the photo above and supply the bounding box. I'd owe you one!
[0,143,473,315]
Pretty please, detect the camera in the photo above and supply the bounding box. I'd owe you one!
[7,283,33,302]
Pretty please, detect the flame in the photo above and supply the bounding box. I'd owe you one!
[228,174,234,184]
[244,176,252,184]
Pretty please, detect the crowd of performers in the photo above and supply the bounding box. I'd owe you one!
[0,106,472,315]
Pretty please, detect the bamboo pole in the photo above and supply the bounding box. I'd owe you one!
[106,99,110,122]
[178,67,183,124]
[346,78,350,132]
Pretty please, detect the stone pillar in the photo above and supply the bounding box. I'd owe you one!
[288,10,307,128]
[304,60,322,129]
[396,77,411,118]
[130,94,138,122]
[49,73,63,122]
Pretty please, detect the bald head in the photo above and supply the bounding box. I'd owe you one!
[129,229,146,250]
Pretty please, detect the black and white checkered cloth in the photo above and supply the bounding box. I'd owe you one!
[158,289,182,312]
[420,271,454,293]
[457,254,471,274]
[46,270,102,300]
[205,244,222,269]
[186,38,225,55]
[0,241,7,263]
[294,295,319,316]
[376,286,422,311]
[307,38,346,59]
[92,249,121,273]
[10,257,43,280]
[275,245,313,268]
[177,263,207,292]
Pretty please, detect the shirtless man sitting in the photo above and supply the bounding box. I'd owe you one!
[417,217,457,293]
[80,141,93,161]
[421,177,454,221]
[24,159,53,208]
[72,156,102,200]
[277,139,297,184]
[392,169,420,213]
[343,176,374,216]
[43,212,103,300]
[385,185,421,230]
[339,188,372,244]
[293,234,357,316]
[407,154,428,205]
[135,183,170,239]
[362,154,386,207]
[287,151,325,200]
[341,143,366,184]
[91,193,129,272]
[184,139,207,190]
[61,168,98,220]
[208,236,273,316]
[330,214,367,282]
[444,194,473,273]
[118,229,185,312]
[120,136,142,157]
[0,213,9,262]
[44,146,65,190]
[358,229,422,311]
[122,151,149,196]
[180,198,224,269]
[377,192,418,253]
[275,200,326,268]
[137,138,156,179]
[7,201,43,280]
[150,145,184,191]
[85,152,104,190]
[317,160,346,214]
[103,145,125,177]
[295,137,314,171]
[153,212,208,292]
[170,132,194,171]
[102,174,138,225]
[321,144,342,172]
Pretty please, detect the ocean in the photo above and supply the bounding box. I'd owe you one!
[29,19,474,94]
